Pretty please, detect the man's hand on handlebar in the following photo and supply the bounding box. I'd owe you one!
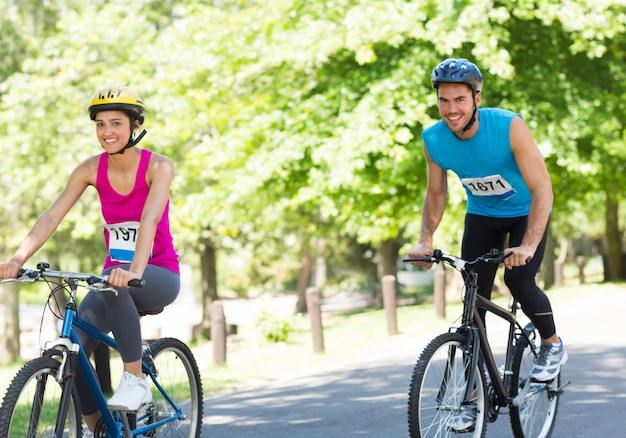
[503,246,534,270]
[408,242,435,271]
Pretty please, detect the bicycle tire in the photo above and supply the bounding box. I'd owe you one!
[408,332,487,438]
[140,337,204,437]
[509,334,560,438]
[0,355,82,437]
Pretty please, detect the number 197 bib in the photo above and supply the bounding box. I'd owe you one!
[105,221,142,263]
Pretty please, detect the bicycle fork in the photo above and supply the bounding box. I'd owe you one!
[40,343,80,438]
[435,330,481,407]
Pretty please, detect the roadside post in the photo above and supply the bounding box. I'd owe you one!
[211,300,227,366]
[382,275,398,335]
[306,287,325,353]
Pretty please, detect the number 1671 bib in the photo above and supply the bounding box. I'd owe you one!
[461,174,517,200]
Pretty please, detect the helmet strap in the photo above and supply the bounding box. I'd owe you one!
[108,119,147,156]
[460,91,479,135]
[461,106,477,134]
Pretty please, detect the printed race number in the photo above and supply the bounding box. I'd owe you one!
[105,221,140,263]
[461,174,516,200]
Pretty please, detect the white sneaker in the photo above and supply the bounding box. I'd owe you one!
[82,426,94,438]
[107,372,152,411]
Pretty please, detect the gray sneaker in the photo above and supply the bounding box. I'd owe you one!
[530,338,568,381]
[447,401,477,433]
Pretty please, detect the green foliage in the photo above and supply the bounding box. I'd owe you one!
[255,303,302,344]
[0,0,625,291]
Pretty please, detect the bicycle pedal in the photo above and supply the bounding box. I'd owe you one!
[530,377,555,383]
[447,425,475,433]
[127,412,137,430]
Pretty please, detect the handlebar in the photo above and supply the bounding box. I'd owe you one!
[3,264,144,291]
[403,248,512,270]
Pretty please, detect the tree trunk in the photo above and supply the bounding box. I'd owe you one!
[605,193,623,281]
[0,282,20,364]
[199,236,218,338]
[542,224,556,290]
[295,238,312,314]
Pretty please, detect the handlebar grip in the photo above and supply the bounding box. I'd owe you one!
[403,256,436,263]
[17,269,25,278]
[129,279,145,288]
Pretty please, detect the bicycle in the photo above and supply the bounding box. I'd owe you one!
[0,262,204,437]
[404,249,569,438]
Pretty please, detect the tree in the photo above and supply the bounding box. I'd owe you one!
[2,0,626,364]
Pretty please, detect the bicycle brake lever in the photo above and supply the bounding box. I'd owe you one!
[2,269,38,283]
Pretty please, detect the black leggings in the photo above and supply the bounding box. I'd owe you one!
[74,264,180,415]
[462,214,556,340]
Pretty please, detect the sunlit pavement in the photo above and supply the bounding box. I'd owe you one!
[201,285,626,437]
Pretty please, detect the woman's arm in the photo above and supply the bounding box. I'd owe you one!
[0,157,95,277]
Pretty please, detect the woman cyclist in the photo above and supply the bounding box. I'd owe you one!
[0,86,180,435]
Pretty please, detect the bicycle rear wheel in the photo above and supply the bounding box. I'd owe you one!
[0,356,81,437]
[509,334,560,438]
[140,337,204,437]
[408,332,487,438]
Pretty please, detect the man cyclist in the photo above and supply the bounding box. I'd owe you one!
[408,57,567,432]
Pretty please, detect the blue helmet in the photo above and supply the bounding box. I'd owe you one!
[431,58,484,92]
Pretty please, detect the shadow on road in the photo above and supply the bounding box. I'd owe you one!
[204,342,626,437]
[206,355,413,437]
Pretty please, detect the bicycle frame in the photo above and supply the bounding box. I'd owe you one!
[47,280,182,437]
[406,249,566,438]
[455,268,536,409]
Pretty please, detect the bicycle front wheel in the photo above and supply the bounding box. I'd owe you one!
[509,334,560,438]
[0,356,81,437]
[408,332,487,438]
[141,337,204,437]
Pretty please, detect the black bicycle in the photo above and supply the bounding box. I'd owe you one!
[404,249,568,438]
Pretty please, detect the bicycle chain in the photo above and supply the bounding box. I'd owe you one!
[93,417,108,438]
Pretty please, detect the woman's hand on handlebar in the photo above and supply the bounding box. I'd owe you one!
[503,246,534,270]
[0,260,23,280]
[107,267,142,289]
[408,243,435,271]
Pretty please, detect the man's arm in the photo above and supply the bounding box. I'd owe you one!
[409,143,448,268]
[506,115,553,267]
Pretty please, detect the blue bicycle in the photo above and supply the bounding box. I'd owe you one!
[0,263,204,437]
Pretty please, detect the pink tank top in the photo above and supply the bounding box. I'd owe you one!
[96,149,179,274]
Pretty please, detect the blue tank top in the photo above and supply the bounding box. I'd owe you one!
[423,108,531,218]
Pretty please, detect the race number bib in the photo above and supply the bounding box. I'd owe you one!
[461,174,517,200]
[105,221,147,263]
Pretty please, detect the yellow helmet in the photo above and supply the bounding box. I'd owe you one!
[88,86,146,124]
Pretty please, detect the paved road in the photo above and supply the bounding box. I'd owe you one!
[202,285,626,437]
